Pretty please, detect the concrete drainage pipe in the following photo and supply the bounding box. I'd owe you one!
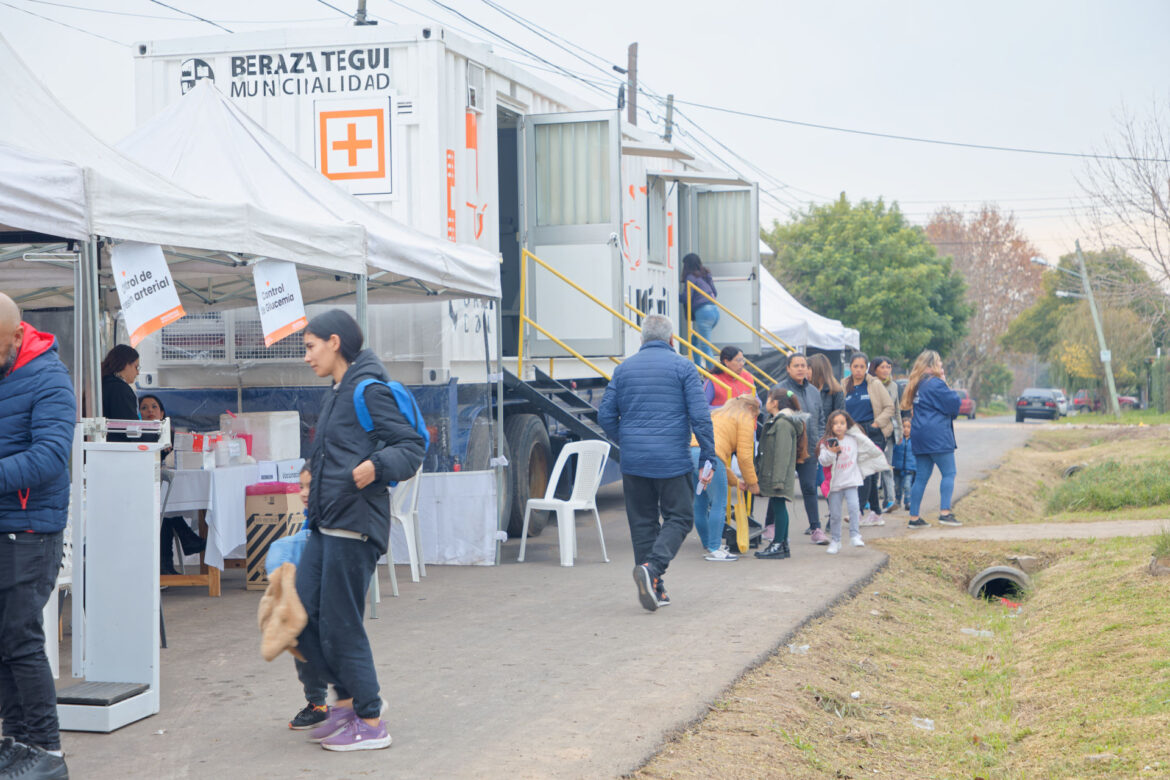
[968,566,1032,600]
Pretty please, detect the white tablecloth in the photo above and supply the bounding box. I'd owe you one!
[168,465,259,570]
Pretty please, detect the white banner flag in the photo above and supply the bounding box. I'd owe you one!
[110,242,185,347]
[252,260,307,347]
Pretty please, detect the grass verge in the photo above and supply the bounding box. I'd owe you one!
[635,538,1170,779]
[1055,408,1170,425]
[956,426,1170,525]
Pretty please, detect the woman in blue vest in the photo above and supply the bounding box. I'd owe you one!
[900,350,962,528]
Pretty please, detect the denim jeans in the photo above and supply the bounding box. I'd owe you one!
[0,531,64,751]
[295,658,328,707]
[691,447,727,552]
[795,456,822,530]
[827,489,860,543]
[894,470,915,504]
[909,451,957,516]
[295,531,382,719]
[880,441,896,507]
[623,473,695,578]
[690,305,720,367]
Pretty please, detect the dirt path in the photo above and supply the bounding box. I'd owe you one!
[903,517,1168,542]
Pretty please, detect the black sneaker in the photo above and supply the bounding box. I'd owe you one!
[938,514,962,527]
[289,702,329,730]
[907,518,930,529]
[632,564,660,612]
[0,738,27,772]
[0,744,67,780]
[654,578,670,607]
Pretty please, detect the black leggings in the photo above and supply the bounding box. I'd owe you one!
[858,425,886,515]
[766,497,790,541]
[795,457,821,530]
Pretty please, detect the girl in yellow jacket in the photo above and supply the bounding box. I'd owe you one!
[690,395,760,561]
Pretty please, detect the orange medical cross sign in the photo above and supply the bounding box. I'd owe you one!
[319,108,386,180]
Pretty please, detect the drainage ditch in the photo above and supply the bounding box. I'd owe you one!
[968,565,1032,600]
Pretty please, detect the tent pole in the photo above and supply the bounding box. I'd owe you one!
[355,274,369,336]
[72,249,83,421]
[493,299,505,565]
[81,237,102,420]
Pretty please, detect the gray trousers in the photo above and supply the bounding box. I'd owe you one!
[880,441,896,507]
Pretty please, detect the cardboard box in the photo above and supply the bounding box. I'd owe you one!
[176,450,214,470]
[221,412,300,462]
[245,490,303,590]
[256,461,278,483]
[276,458,306,483]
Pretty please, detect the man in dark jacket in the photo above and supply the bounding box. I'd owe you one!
[0,293,73,779]
[599,314,717,611]
[774,353,827,543]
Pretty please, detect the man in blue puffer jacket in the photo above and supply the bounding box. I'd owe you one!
[599,314,717,612]
[0,293,74,779]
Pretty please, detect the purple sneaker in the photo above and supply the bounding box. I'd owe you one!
[307,706,356,743]
[320,717,392,752]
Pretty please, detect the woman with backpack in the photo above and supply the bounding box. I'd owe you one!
[296,310,426,752]
[900,350,962,529]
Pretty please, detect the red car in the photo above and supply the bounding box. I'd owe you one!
[954,389,976,419]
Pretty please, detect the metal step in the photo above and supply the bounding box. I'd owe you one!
[503,370,619,461]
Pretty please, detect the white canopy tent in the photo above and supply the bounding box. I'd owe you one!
[117,80,501,303]
[759,265,860,353]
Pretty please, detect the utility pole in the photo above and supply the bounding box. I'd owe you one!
[663,94,674,142]
[1075,240,1121,419]
[354,0,376,25]
[627,43,638,125]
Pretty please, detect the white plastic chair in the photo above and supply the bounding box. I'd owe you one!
[368,468,424,618]
[518,440,611,566]
[391,468,425,582]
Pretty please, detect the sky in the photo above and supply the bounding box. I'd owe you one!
[3,0,1168,264]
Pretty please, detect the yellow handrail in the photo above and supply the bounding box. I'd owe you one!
[688,327,776,391]
[687,280,795,355]
[622,302,733,396]
[522,315,611,381]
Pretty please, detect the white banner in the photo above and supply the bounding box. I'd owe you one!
[110,242,185,347]
[252,259,307,347]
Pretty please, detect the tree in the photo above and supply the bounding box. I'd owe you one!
[762,195,970,362]
[1003,248,1167,393]
[924,205,1043,399]
[1079,100,1170,292]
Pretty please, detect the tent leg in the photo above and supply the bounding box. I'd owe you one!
[355,274,369,335]
[80,237,102,419]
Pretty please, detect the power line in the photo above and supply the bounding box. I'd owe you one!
[313,0,356,20]
[671,97,1170,164]
[0,0,125,44]
[477,0,622,84]
[14,0,334,22]
[147,0,232,32]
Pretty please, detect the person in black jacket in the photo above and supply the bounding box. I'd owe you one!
[100,344,140,421]
[295,310,425,753]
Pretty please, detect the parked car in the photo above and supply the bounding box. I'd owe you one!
[1072,389,1140,412]
[954,388,976,419]
[1053,390,1069,417]
[1016,388,1061,422]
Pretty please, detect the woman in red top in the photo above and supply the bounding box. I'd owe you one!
[704,346,757,407]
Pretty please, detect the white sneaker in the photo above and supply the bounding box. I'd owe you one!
[826,541,841,555]
[851,534,865,547]
[859,512,885,527]
[704,547,739,561]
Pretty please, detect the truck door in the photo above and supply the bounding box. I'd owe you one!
[679,183,761,355]
[519,110,622,358]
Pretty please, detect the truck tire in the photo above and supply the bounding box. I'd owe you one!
[505,414,550,538]
[464,414,513,530]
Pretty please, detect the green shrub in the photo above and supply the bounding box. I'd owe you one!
[1047,459,1170,513]
[1154,527,1170,559]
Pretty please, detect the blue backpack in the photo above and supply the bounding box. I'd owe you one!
[352,378,430,486]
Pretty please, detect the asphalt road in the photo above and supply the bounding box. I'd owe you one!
[57,415,1034,779]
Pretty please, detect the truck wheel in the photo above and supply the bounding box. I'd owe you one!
[464,414,513,529]
[505,414,550,538]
